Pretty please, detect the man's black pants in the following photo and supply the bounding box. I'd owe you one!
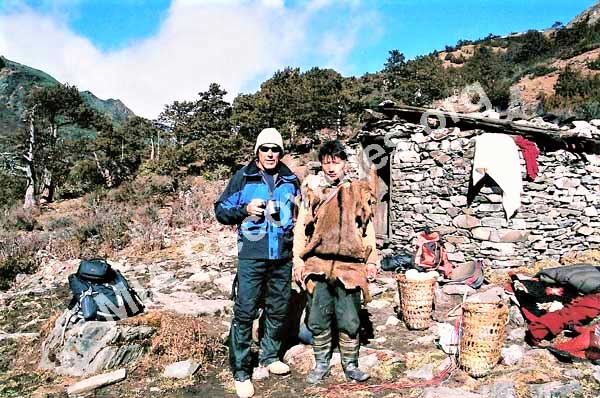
[229,258,292,381]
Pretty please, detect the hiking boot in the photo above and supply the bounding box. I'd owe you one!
[234,379,254,398]
[306,362,331,384]
[339,332,369,382]
[343,363,370,382]
[306,329,333,384]
[266,361,290,375]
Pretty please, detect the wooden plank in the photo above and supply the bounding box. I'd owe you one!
[66,368,127,396]
[375,104,600,154]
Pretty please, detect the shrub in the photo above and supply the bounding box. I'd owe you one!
[0,233,46,290]
[588,57,600,70]
[507,30,553,63]
[169,177,225,230]
[128,205,167,254]
[527,65,558,77]
[75,201,132,256]
[449,54,466,64]
[133,174,176,197]
[576,100,600,119]
[46,216,74,231]
[0,206,39,232]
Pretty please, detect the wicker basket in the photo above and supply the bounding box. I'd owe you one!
[396,273,436,330]
[459,301,508,378]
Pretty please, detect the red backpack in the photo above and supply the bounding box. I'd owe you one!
[413,231,454,278]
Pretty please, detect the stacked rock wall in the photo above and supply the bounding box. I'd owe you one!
[355,122,600,268]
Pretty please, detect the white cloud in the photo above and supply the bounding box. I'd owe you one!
[0,0,378,118]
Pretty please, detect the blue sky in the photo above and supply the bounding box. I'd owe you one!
[0,0,595,117]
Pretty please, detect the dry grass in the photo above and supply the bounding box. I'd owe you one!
[122,310,227,369]
[169,177,225,231]
[561,249,600,265]
[38,310,63,341]
[484,251,600,286]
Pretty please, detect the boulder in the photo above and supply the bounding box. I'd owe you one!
[163,359,201,379]
[453,215,481,229]
[40,311,155,377]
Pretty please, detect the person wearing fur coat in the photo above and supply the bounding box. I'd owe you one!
[292,139,380,384]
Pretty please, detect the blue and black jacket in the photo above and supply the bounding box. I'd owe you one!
[215,160,300,260]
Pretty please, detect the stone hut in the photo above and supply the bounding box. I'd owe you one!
[348,105,600,270]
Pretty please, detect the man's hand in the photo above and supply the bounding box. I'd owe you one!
[366,263,378,282]
[246,199,266,216]
[292,265,305,288]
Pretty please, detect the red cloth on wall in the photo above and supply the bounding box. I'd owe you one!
[514,136,540,180]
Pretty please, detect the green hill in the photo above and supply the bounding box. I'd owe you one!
[0,56,135,150]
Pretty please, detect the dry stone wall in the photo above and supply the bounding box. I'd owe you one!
[357,122,600,268]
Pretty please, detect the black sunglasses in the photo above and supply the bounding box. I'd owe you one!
[258,145,282,154]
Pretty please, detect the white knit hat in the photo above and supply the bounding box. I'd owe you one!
[254,128,284,154]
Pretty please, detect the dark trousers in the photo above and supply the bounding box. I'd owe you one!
[229,258,292,381]
[306,278,362,338]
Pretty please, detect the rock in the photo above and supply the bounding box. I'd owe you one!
[395,150,421,163]
[447,252,465,262]
[471,227,492,240]
[522,349,559,368]
[481,241,515,256]
[570,120,598,138]
[406,363,434,380]
[409,334,437,346]
[0,332,39,341]
[584,206,599,217]
[477,203,504,212]
[187,272,212,284]
[576,226,595,236]
[442,284,475,296]
[66,368,127,396]
[593,365,600,383]
[501,344,524,366]
[496,229,529,243]
[40,311,155,377]
[358,353,380,369]
[283,344,314,374]
[423,386,482,398]
[508,310,526,329]
[213,274,236,295]
[453,215,481,229]
[425,213,452,225]
[528,381,582,398]
[386,316,400,326]
[564,368,583,378]
[252,365,270,380]
[156,293,232,316]
[163,359,200,379]
[554,177,581,189]
[431,167,445,178]
[411,132,428,143]
[481,217,508,228]
[367,299,390,310]
[507,328,527,342]
[480,381,516,398]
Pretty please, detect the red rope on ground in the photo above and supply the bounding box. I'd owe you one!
[326,355,458,394]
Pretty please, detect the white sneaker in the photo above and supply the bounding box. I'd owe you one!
[266,360,290,375]
[234,379,254,398]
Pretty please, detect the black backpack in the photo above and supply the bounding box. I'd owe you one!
[68,259,144,321]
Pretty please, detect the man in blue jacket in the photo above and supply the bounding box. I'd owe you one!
[215,128,300,398]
